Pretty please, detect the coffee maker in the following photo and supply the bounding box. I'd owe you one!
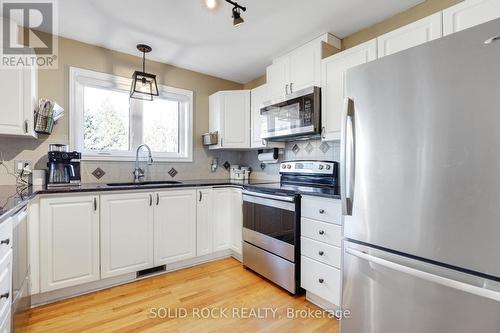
[47,145,81,187]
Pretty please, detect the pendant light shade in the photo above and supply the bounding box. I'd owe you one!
[130,44,159,101]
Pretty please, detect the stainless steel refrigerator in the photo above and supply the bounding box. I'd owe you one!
[340,18,500,333]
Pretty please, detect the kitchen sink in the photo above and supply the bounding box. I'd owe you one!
[106,181,182,186]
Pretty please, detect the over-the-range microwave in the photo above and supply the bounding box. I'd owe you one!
[260,86,321,141]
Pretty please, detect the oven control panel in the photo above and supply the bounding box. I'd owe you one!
[280,161,337,175]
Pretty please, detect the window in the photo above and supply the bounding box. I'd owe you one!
[70,67,193,162]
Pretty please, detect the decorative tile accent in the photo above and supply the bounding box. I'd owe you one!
[223,161,231,170]
[292,144,300,155]
[305,142,314,154]
[168,168,178,178]
[319,142,331,154]
[91,167,106,179]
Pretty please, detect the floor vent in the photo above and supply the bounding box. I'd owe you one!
[137,265,166,278]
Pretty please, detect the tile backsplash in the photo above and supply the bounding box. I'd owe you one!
[0,139,338,185]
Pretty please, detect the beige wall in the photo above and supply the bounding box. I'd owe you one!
[0,34,243,184]
[342,0,463,49]
[243,75,266,90]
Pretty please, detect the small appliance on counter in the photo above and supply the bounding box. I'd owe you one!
[46,146,81,187]
[230,166,251,181]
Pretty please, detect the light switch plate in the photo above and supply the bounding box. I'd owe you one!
[15,160,32,175]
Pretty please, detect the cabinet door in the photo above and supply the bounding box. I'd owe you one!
[229,188,243,256]
[443,0,500,36]
[377,12,442,58]
[196,189,213,256]
[0,64,37,137]
[208,92,222,150]
[40,195,99,292]
[289,43,321,92]
[154,190,197,265]
[212,188,232,251]
[100,192,154,278]
[321,39,377,141]
[222,90,251,148]
[250,84,268,148]
[266,57,290,100]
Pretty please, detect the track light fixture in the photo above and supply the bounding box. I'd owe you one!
[225,0,246,27]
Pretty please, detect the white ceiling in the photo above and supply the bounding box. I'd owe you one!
[18,0,423,83]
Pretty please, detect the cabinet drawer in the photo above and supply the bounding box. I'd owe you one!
[301,236,341,268]
[301,256,340,306]
[301,217,342,247]
[0,219,12,260]
[0,251,12,321]
[301,196,341,224]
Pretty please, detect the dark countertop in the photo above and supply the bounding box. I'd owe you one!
[0,178,340,222]
[0,185,37,223]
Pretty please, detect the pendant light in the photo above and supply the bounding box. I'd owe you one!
[130,44,159,101]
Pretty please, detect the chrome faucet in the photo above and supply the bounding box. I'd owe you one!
[133,144,154,183]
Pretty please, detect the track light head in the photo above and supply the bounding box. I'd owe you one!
[232,6,244,26]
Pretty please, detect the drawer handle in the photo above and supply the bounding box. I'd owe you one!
[318,251,324,256]
[0,292,9,299]
[0,239,9,246]
[319,209,325,214]
[318,230,325,235]
[318,278,324,284]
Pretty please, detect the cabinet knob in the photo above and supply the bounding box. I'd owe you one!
[318,278,324,284]
[318,230,325,235]
[318,251,324,256]
[319,209,325,214]
[0,239,9,246]
[0,292,9,299]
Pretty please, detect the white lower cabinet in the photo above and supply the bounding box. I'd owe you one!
[100,192,154,279]
[0,250,12,330]
[196,188,214,256]
[154,190,197,265]
[39,195,100,292]
[212,187,242,254]
[300,196,342,308]
[212,188,232,251]
[35,186,244,295]
[229,188,243,256]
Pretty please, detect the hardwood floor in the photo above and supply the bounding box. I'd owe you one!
[23,258,339,333]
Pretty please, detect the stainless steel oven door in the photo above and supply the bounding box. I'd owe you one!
[260,86,321,140]
[242,191,296,262]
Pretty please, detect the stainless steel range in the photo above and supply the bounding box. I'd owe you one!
[242,160,339,294]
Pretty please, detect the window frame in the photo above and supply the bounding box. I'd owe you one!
[69,67,193,162]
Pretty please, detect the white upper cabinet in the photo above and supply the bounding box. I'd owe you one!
[100,192,154,279]
[0,65,37,138]
[250,84,268,148]
[154,190,197,265]
[266,57,290,100]
[39,195,100,292]
[266,34,341,100]
[321,39,377,141]
[377,12,443,58]
[209,90,250,149]
[443,0,500,35]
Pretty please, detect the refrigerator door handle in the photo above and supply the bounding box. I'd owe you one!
[341,97,355,216]
[346,247,500,303]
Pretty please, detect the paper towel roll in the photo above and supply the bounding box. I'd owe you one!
[258,152,278,164]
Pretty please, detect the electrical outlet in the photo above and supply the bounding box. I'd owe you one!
[14,160,32,175]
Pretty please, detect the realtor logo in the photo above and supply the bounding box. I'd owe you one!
[1,0,58,68]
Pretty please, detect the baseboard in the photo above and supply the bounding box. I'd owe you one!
[305,291,339,314]
[31,250,236,307]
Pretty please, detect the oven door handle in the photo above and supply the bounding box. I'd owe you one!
[242,190,295,202]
